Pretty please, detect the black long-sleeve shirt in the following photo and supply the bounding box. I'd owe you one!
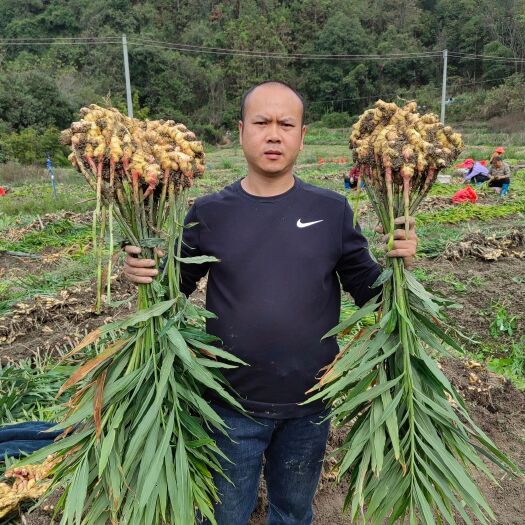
[180,177,381,418]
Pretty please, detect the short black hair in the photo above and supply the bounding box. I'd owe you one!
[240,80,305,126]
[492,156,503,163]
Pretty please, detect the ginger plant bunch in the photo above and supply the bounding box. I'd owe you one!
[307,101,519,525]
[15,106,244,525]
[60,104,205,311]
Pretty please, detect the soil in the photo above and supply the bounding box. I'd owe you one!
[0,251,51,279]
[245,356,525,525]
[441,359,525,525]
[0,276,136,363]
[3,258,524,525]
[416,257,525,350]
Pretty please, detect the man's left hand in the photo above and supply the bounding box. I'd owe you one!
[376,216,418,269]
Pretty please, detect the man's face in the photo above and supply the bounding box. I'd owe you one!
[239,83,306,178]
[495,160,502,168]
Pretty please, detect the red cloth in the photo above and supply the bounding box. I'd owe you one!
[452,185,478,204]
[0,187,6,196]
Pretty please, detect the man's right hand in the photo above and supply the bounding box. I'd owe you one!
[123,245,159,284]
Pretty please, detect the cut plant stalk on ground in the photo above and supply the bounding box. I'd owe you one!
[306,100,521,525]
[8,105,245,525]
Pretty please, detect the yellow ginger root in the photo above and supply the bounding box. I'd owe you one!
[349,99,463,223]
[64,104,205,193]
[0,455,58,519]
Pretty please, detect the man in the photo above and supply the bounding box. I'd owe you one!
[123,81,417,525]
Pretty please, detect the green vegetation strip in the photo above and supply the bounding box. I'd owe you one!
[0,256,95,316]
[417,201,525,225]
[0,219,92,253]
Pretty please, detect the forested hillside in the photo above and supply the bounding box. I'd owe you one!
[0,0,524,163]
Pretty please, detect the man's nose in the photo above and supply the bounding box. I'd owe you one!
[266,123,281,142]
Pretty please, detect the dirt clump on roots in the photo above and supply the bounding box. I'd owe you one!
[12,491,61,525]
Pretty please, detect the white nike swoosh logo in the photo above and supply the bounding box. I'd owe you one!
[297,219,324,228]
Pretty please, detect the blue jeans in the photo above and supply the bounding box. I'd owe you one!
[205,404,331,525]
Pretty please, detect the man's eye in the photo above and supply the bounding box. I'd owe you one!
[283,123,293,127]
[255,121,266,125]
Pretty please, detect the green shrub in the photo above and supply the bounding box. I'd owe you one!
[195,123,225,144]
[320,111,355,128]
[484,74,525,118]
[447,75,525,122]
[0,126,69,166]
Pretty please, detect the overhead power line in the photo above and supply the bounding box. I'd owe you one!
[0,36,121,41]
[0,36,441,60]
[1,37,524,64]
[0,38,121,46]
[450,75,521,87]
[449,51,525,64]
[131,38,441,60]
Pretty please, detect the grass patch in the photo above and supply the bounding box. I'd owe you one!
[0,182,93,217]
[0,218,92,253]
[0,353,74,427]
[303,126,349,145]
[0,162,79,187]
[428,182,464,197]
[416,223,464,257]
[0,255,96,315]
[417,201,525,225]
[486,337,525,389]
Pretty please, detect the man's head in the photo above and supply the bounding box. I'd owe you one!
[240,81,305,126]
[239,81,306,179]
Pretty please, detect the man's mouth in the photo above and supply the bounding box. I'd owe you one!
[264,150,282,160]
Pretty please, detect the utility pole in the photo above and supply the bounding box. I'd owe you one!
[440,49,448,124]
[122,34,133,118]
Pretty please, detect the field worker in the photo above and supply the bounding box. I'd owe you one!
[489,146,505,164]
[345,164,359,190]
[463,158,490,184]
[123,80,417,525]
[488,156,511,195]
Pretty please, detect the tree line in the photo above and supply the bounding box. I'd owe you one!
[0,0,524,163]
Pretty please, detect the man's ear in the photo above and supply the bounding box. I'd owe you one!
[238,120,244,146]
[300,125,307,151]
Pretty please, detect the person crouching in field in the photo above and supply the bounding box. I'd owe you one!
[463,158,490,184]
[488,156,511,195]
